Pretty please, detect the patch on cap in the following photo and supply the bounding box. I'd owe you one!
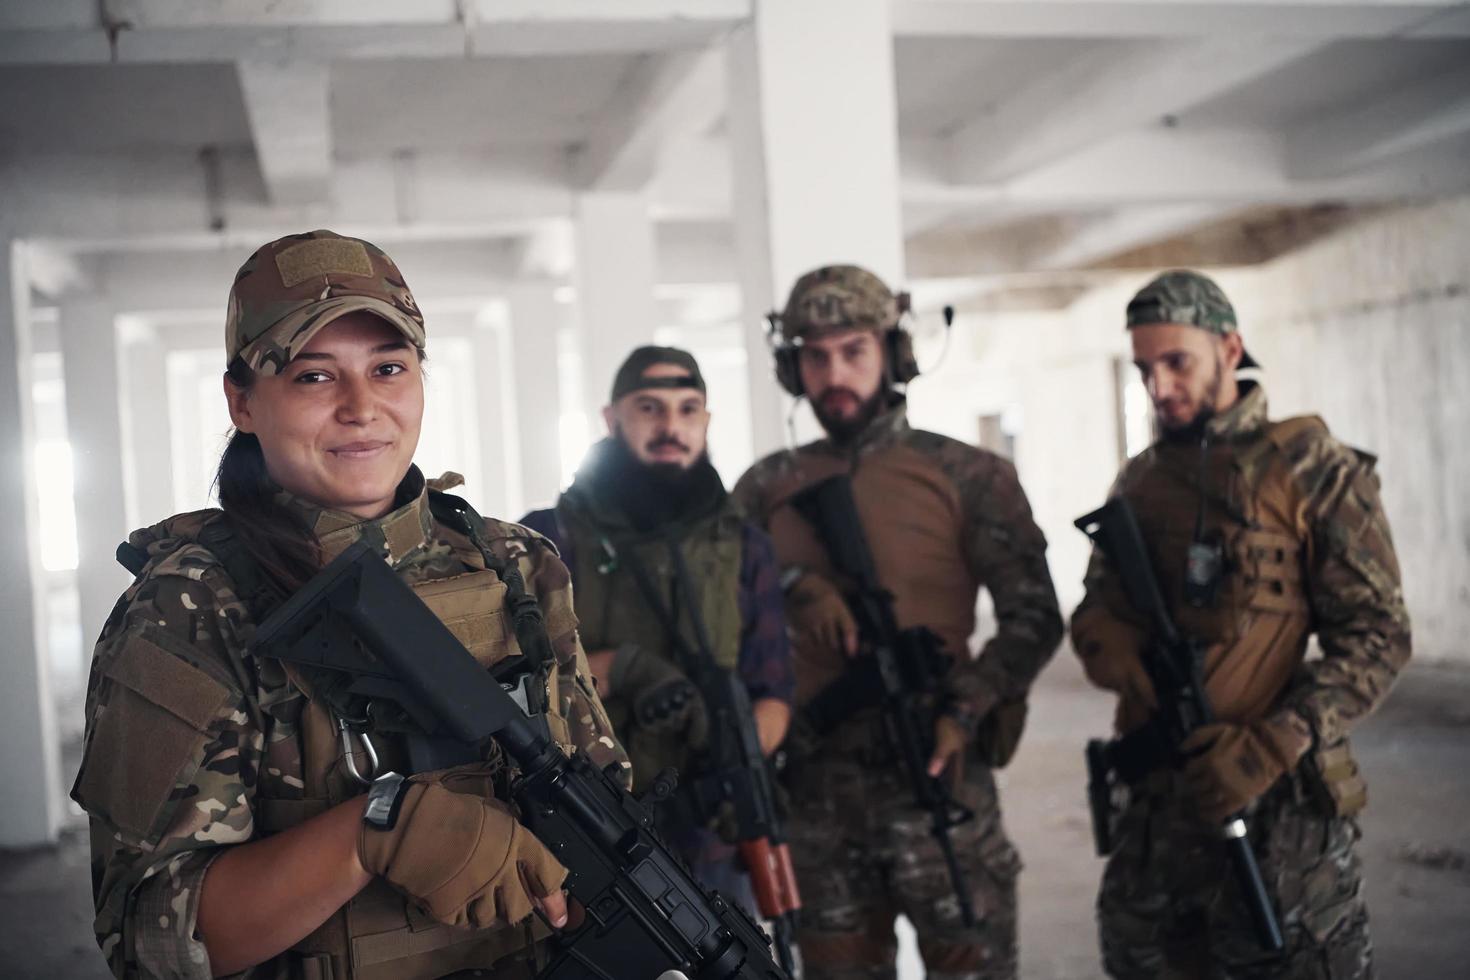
[275,238,375,288]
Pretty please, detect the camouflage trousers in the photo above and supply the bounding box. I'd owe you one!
[1099,768,1372,979]
[787,755,1020,980]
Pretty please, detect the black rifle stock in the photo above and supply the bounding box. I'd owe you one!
[253,540,791,980]
[621,540,802,974]
[789,475,977,928]
[1075,498,1285,954]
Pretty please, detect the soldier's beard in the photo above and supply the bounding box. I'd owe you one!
[1159,354,1225,443]
[599,433,725,532]
[812,386,887,444]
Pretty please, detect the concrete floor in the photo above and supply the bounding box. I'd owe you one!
[3,652,1467,980]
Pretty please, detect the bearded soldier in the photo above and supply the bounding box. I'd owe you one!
[521,346,795,909]
[1072,269,1411,978]
[733,265,1063,980]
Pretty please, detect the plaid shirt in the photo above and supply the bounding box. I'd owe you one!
[520,509,795,706]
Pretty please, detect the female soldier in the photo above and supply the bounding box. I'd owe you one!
[71,230,628,979]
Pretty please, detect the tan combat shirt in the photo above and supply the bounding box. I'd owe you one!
[732,400,1064,733]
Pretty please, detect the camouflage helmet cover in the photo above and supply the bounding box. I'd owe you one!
[225,229,427,375]
[779,264,900,342]
[1125,269,1238,335]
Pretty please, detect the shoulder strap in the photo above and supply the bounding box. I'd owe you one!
[429,490,554,676]
[195,518,290,624]
[1264,415,1328,452]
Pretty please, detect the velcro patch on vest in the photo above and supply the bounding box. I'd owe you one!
[275,238,374,287]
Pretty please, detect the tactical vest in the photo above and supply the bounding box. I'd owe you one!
[118,497,563,980]
[1112,417,1319,731]
[555,497,742,788]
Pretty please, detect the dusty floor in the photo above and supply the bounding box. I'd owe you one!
[3,652,1467,980]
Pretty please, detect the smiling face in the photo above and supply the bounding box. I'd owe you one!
[224,311,424,519]
[602,362,710,470]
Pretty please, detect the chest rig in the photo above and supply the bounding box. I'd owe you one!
[1118,420,1315,654]
[116,491,563,979]
[557,498,742,794]
[560,502,742,675]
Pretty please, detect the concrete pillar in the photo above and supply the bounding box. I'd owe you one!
[60,297,131,656]
[727,0,907,454]
[118,328,176,529]
[573,193,658,418]
[0,238,64,847]
[504,285,564,514]
[467,311,514,520]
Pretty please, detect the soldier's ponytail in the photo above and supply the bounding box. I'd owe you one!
[214,362,321,592]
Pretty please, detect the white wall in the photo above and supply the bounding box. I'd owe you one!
[1229,196,1470,663]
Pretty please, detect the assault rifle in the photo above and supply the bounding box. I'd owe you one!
[620,538,802,973]
[254,540,791,980]
[1075,498,1285,953]
[788,474,977,928]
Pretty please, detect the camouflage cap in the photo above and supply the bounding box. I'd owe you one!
[1126,269,1260,368]
[779,264,900,342]
[225,229,426,375]
[610,345,706,402]
[1125,269,1237,335]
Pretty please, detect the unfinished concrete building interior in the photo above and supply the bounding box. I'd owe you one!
[1,1,1467,978]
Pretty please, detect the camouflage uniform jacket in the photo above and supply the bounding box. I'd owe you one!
[71,468,627,979]
[1072,383,1412,757]
[731,399,1063,737]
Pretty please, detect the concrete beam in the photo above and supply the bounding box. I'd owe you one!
[0,147,575,250]
[946,37,1322,183]
[237,58,332,206]
[891,1,1470,39]
[1001,125,1470,206]
[575,48,726,191]
[1287,62,1470,179]
[1031,203,1239,269]
[0,0,750,64]
[84,238,532,315]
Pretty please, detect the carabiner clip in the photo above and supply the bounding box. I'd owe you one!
[339,716,379,786]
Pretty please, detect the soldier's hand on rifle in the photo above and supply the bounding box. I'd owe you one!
[787,571,860,658]
[1179,717,1312,822]
[611,645,710,746]
[359,772,570,930]
[927,714,970,779]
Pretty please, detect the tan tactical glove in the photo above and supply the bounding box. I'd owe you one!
[1071,606,1158,713]
[1179,717,1312,823]
[610,645,709,748]
[787,572,858,657]
[359,775,567,929]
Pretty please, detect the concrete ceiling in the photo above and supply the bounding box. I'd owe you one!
[2,0,1469,298]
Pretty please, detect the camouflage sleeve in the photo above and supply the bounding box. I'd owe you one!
[729,465,770,529]
[951,451,1065,715]
[1069,467,1149,695]
[1070,546,1149,696]
[1280,444,1412,745]
[517,538,633,789]
[71,572,261,980]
